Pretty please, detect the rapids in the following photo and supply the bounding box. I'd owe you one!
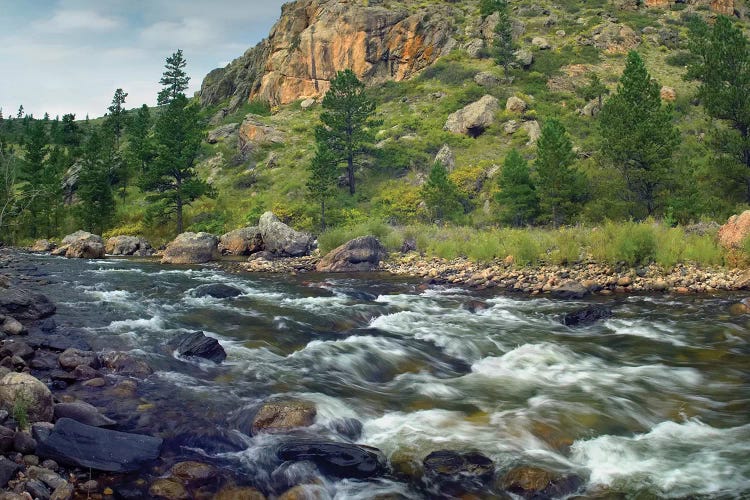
[18,254,750,498]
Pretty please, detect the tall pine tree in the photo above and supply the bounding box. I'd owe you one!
[76,130,115,234]
[157,49,190,106]
[307,145,339,231]
[421,162,464,222]
[496,149,538,226]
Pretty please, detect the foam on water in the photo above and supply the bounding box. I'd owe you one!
[604,318,687,346]
[571,419,750,497]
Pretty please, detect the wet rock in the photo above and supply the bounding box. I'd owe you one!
[0,425,14,451]
[277,484,328,500]
[423,450,495,492]
[0,456,21,487]
[277,440,387,479]
[25,479,50,500]
[2,317,25,336]
[162,232,219,264]
[72,365,98,380]
[271,460,321,491]
[251,400,317,435]
[192,283,243,299]
[36,418,162,472]
[53,401,116,427]
[444,95,500,137]
[31,240,56,252]
[172,331,227,364]
[82,377,106,388]
[105,236,153,256]
[31,423,54,444]
[562,305,613,326]
[500,466,582,498]
[550,281,590,300]
[0,339,34,359]
[50,483,74,500]
[78,480,98,494]
[259,212,313,257]
[148,478,189,500]
[13,431,36,454]
[329,417,363,441]
[0,372,54,422]
[170,461,218,486]
[100,352,153,378]
[26,466,66,490]
[316,236,387,273]
[218,227,264,255]
[213,486,266,500]
[58,348,98,370]
[0,289,55,320]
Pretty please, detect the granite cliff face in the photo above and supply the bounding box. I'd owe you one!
[200,0,458,107]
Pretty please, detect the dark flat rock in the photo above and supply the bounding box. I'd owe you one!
[36,418,162,472]
[192,283,243,299]
[277,440,387,479]
[0,289,55,320]
[173,331,226,363]
[562,304,613,326]
[0,456,21,487]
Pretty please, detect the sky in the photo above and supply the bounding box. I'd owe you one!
[0,0,288,120]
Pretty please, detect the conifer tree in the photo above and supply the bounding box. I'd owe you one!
[599,51,679,218]
[307,144,338,231]
[496,149,538,226]
[493,0,515,77]
[579,73,609,107]
[21,121,48,236]
[157,49,190,106]
[421,162,464,222]
[534,119,587,227]
[316,69,379,196]
[76,130,115,234]
[106,88,129,147]
[127,104,154,175]
[16,106,23,119]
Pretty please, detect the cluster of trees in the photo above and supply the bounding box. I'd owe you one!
[0,49,212,242]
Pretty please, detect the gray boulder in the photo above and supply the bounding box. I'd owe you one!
[31,239,56,252]
[444,95,500,137]
[172,331,227,364]
[161,232,219,264]
[316,236,387,273]
[0,289,55,320]
[434,145,456,173]
[0,373,54,422]
[60,231,105,259]
[105,236,153,256]
[514,48,534,68]
[218,226,263,255]
[206,123,239,144]
[259,212,313,257]
[473,71,502,88]
[522,120,542,145]
[53,402,116,427]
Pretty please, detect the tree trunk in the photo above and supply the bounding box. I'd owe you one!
[176,198,183,234]
[347,154,355,195]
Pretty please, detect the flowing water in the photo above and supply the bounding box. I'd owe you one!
[19,254,750,498]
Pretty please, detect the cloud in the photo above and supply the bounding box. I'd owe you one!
[34,9,122,34]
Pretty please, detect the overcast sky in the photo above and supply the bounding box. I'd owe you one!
[0,0,288,120]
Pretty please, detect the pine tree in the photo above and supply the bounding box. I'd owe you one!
[157,49,190,106]
[142,94,212,234]
[599,51,679,218]
[76,130,115,234]
[21,121,48,236]
[687,16,750,202]
[307,144,339,231]
[16,106,23,119]
[534,119,587,227]
[493,1,515,77]
[106,88,129,147]
[316,69,379,196]
[421,162,464,222]
[579,73,609,107]
[127,104,154,175]
[496,149,538,226]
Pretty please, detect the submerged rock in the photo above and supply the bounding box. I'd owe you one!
[316,236,387,273]
[100,352,153,379]
[53,401,116,427]
[36,418,162,472]
[423,450,495,492]
[251,400,317,435]
[192,283,243,299]
[562,304,613,326]
[277,440,387,479]
[500,465,582,498]
[172,331,227,364]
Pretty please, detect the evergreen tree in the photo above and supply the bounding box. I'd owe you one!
[157,49,190,106]
[421,162,464,222]
[599,51,679,218]
[480,0,505,18]
[492,1,515,77]
[21,121,48,236]
[306,144,339,231]
[127,104,154,175]
[534,119,587,227]
[579,73,609,107]
[687,16,750,202]
[105,88,129,147]
[496,149,538,226]
[76,130,115,234]
[316,69,379,196]
[36,145,65,237]
[142,94,211,233]
[16,105,23,119]
[60,114,81,150]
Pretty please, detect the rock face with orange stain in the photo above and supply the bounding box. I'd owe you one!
[718,210,750,249]
[200,0,457,107]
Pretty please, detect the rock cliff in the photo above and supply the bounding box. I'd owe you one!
[200,0,458,107]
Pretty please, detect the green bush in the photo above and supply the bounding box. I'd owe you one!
[665,51,701,68]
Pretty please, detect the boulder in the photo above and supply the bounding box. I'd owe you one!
[218,227,263,255]
[192,283,243,299]
[0,372,54,422]
[258,212,313,257]
[12,431,36,454]
[31,240,55,252]
[473,72,502,88]
[58,348,98,370]
[251,400,316,435]
[505,96,527,114]
[550,281,590,300]
[504,120,520,134]
[532,37,551,49]
[207,123,239,144]
[213,486,266,500]
[172,331,227,364]
[53,402,116,427]
[0,289,55,320]
[0,426,14,451]
[239,116,285,154]
[434,145,456,173]
[105,236,153,256]
[562,305,613,326]
[444,95,500,137]
[277,441,387,479]
[2,317,25,336]
[170,461,218,486]
[501,466,582,498]
[316,236,387,273]
[36,418,162,472]
[0,456,21,488]
[148,478,189,500]
[514,48,534,68]
[328,417,363,441]
[161,232,219,264]
[718,210,750,249]
[581,99,602,117]
[99,351,153,378]
[423,450,495,492]
[300,98,317,109]
[61,231,105,259]
[521,120,542,145]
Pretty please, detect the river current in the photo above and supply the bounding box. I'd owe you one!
[20,254,750,498]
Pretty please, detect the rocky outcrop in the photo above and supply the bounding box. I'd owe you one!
[444,95,500,137]
[172,331,227,364]
[105,236,153,256]
[259,212,313,257]
[506,96,527,114]
[219,226,263,255]
[200,0,458,106]
[579,23,641,54]
[58,231,105,259]
[718,210,750,249]
[207,123,239,144]
[239,117,285,155]
[161,232,219,264]
[36,418,162,472]
[434,145,456,172]
[0,372,54,422]
[192,284,243,299]
[251,400,316,435]
[316,236,387,273]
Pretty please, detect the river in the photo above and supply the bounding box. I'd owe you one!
[16,253,750,499]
